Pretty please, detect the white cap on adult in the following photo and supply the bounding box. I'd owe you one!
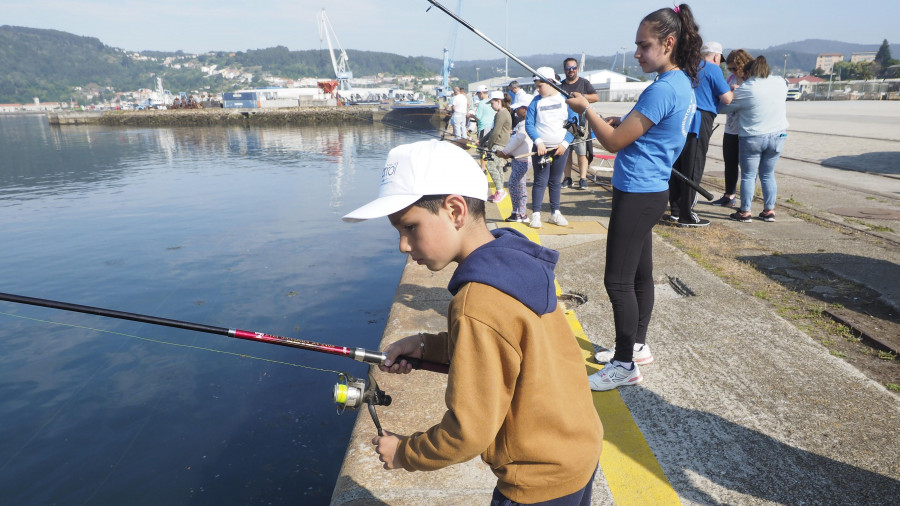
[476,85,489,93]
[342,140,487,222]
[701,41,723,55]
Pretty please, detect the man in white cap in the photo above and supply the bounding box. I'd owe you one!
[669,40,733,227]
[344,139,603,505]
[469,85,495,140]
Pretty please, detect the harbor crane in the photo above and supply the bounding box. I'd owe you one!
[318,9,353,93]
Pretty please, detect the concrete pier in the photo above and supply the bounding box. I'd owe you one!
[331,101,900,505]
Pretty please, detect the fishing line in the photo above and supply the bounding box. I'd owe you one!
[0,311,341,374]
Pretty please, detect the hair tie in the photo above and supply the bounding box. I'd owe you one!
[673,5,680,13]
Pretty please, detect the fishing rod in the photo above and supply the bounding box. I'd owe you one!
[0,291,448,374]
[424,0,714,201]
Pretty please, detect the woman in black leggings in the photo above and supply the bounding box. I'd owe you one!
[567,3,702,390]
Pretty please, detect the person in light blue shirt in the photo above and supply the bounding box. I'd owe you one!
[719,55,789,223]
[567,3,701,391]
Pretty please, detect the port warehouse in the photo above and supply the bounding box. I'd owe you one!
[222,88,334,109]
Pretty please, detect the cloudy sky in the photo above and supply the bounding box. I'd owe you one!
[5,0,898,61]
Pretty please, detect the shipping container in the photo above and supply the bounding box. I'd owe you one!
[259,99,300,108]
[223,100,259,109]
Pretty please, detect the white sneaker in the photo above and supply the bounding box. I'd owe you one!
[548,210,568,226]
[594,343,654,365]
[588,360,643,391]
[529,212,542,228]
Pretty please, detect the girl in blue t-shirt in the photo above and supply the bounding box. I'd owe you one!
[567,3,701,391]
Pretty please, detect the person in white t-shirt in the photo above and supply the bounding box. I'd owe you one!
[450,87,469,139]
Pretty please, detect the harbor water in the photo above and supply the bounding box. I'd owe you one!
[0,114,426,504]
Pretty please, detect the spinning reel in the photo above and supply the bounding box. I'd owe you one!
[333,370,392,436]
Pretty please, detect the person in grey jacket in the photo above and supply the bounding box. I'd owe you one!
[481,91,512,203]
[718,55,788,222]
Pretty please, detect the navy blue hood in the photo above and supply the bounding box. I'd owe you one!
[448,228,558,315]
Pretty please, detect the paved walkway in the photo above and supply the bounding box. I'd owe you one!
[331,101,900,505]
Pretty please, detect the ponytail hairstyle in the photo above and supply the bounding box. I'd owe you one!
[501,95,512,116]
[641,4,703,85]
[744,56,771,79]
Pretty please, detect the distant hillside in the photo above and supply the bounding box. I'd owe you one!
[0,25,894,104]
[743,39,896,74]
[0,26,443,103]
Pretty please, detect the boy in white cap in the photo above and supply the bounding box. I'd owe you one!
[343,139,602,505]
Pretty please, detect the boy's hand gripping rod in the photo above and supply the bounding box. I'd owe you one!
[0,292,449,374]
[425,0,714,201]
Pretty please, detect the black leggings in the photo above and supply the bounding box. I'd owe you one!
[722,132,739,195]
[605,188,668,363]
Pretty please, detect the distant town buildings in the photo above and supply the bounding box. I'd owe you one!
[816,53,845,74]
[850,51,877,63]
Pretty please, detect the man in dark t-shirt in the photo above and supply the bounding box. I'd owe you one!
[559,58,598,190]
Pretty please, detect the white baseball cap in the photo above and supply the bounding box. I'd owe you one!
[475,85,489,93]
[533,66,557,83]
[701,41,723,55]
[511,94,533,110]
[342,140,488,223]
[488,90,504,101]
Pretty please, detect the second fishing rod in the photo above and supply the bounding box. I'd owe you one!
[425,0,714,201]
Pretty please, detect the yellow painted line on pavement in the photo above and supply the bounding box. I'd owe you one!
[495,198,680,505]
[565,312,680,506]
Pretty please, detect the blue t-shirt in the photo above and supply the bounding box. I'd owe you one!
[613,70,696,193]
[695,59,731,114]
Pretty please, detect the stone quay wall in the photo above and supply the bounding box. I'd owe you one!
[47,106,383,127]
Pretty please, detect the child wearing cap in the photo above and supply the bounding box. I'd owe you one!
[495,94,534,222]
[525,66,579,229]
[343,139,603,504]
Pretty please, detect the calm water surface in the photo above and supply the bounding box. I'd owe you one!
[0,114,428,504]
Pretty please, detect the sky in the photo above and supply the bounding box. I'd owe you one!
[5,0,898,62]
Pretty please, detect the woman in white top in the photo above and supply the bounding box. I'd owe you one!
[718,55,788,222]
[711,49,753,208]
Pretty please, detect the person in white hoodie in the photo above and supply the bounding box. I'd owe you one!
[524,66,578,228]
[495,94,534,222]
[718,55,789,222]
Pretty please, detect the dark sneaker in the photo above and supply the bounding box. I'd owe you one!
[577,178,588,190]
[677,214,710,228]
[729,211,752,222]
[758,210,776,222]
[561,177,572,188]
[664,214,680,223]
[711,195,736,207]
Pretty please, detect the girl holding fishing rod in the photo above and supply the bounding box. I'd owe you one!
[566,4,700,391]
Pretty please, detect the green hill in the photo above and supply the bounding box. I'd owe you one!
[0,26,443,104]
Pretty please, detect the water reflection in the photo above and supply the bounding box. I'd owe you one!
[0,114,430,505]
